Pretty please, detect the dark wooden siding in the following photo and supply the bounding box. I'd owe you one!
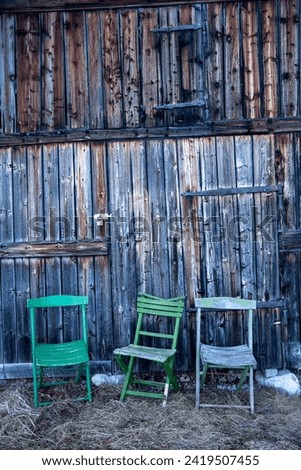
[2,1,301,134]
[1,0,301,375]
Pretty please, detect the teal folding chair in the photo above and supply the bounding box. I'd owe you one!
[195,297,257,414]
[27,295,92,408]
[114,293,185,405]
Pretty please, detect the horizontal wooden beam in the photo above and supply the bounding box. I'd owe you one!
[279,231,301,252]
[0,240,108,258]
[182,185,282,197]
[0,0,263,14]
[2,118,301,147]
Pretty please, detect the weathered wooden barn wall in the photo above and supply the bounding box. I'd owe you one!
[0,0,301,375]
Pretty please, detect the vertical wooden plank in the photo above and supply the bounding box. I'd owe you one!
[0,146,16,364]
[86,11,104,129]
[199,136,222,299]
[43,144,60,241]
[15,258,31,363]
[193,4,209,121]
[58,143,76,241]
[0,14,16,133]
[178,138,201,305]
[41,12,65,130]
[179,4,193,102]
[91,142,112,361]
[61,256,79,341]
[206,2,224,120]
[216,136,241,296]
[91,142,107,239]
[121,9,140,127]
[158,6,180,126]
[241,2,261,118]
[253,135,279,301]
[16,14,41,132]
[275,133,295,229]
[107,141,136,349]
[162,140,186,367]
[235,135,256,300]
[74,142,93,240]
[102,10,123,128]
[29,258,47,344]
[140,8,161,127]
[146,140,170,297]
[224,2,242,119]
[27,145,44,241]
[1,259,17,363]
[26,143,48,341]
[12,147,28,242]
[163,140,185,297]
[0,147,14,242]
[64,11,88,128]
[261,0,278,117]
[77,256,96,355]
[130,141,150,293]
[278,0,299,117]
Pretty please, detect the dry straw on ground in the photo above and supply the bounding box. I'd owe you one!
[0,374,301,450]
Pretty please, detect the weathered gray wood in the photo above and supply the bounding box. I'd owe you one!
[279,0,299,117]
[64,11,89,129]
[41,12,65,130]
[4,118,301,147]
[206,2,224,121]
[121,9,140,127]
[241,2,261,118]
[16,14,41,132]
[182,184,281,197]
[102,10,123,128]
[0,14,16,133]
[261,0,277,117]
[0,241,108,257]
[224,3,242,119]
[86,11,105,129]
[1,1,301,375]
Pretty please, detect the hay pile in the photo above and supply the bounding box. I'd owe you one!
[0,375,301,450]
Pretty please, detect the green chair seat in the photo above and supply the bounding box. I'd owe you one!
[36,339,89,367]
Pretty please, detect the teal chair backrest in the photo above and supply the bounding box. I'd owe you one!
[27,294,89,347]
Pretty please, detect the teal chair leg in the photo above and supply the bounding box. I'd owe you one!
[85,363,92,402]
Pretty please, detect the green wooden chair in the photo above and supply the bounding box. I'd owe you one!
[113,293,185,405]
[27,295,92,408]
[195,297,257,414]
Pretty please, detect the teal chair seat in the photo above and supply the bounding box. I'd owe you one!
[35,339,89,367]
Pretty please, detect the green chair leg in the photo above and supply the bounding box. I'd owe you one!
[120,356,135,402]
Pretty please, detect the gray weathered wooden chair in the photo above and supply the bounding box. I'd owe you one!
[113,292,185,405]
[195,297,257,414]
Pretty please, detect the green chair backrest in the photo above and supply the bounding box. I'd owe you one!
[27,294,89,348]
[133,292,185,349]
